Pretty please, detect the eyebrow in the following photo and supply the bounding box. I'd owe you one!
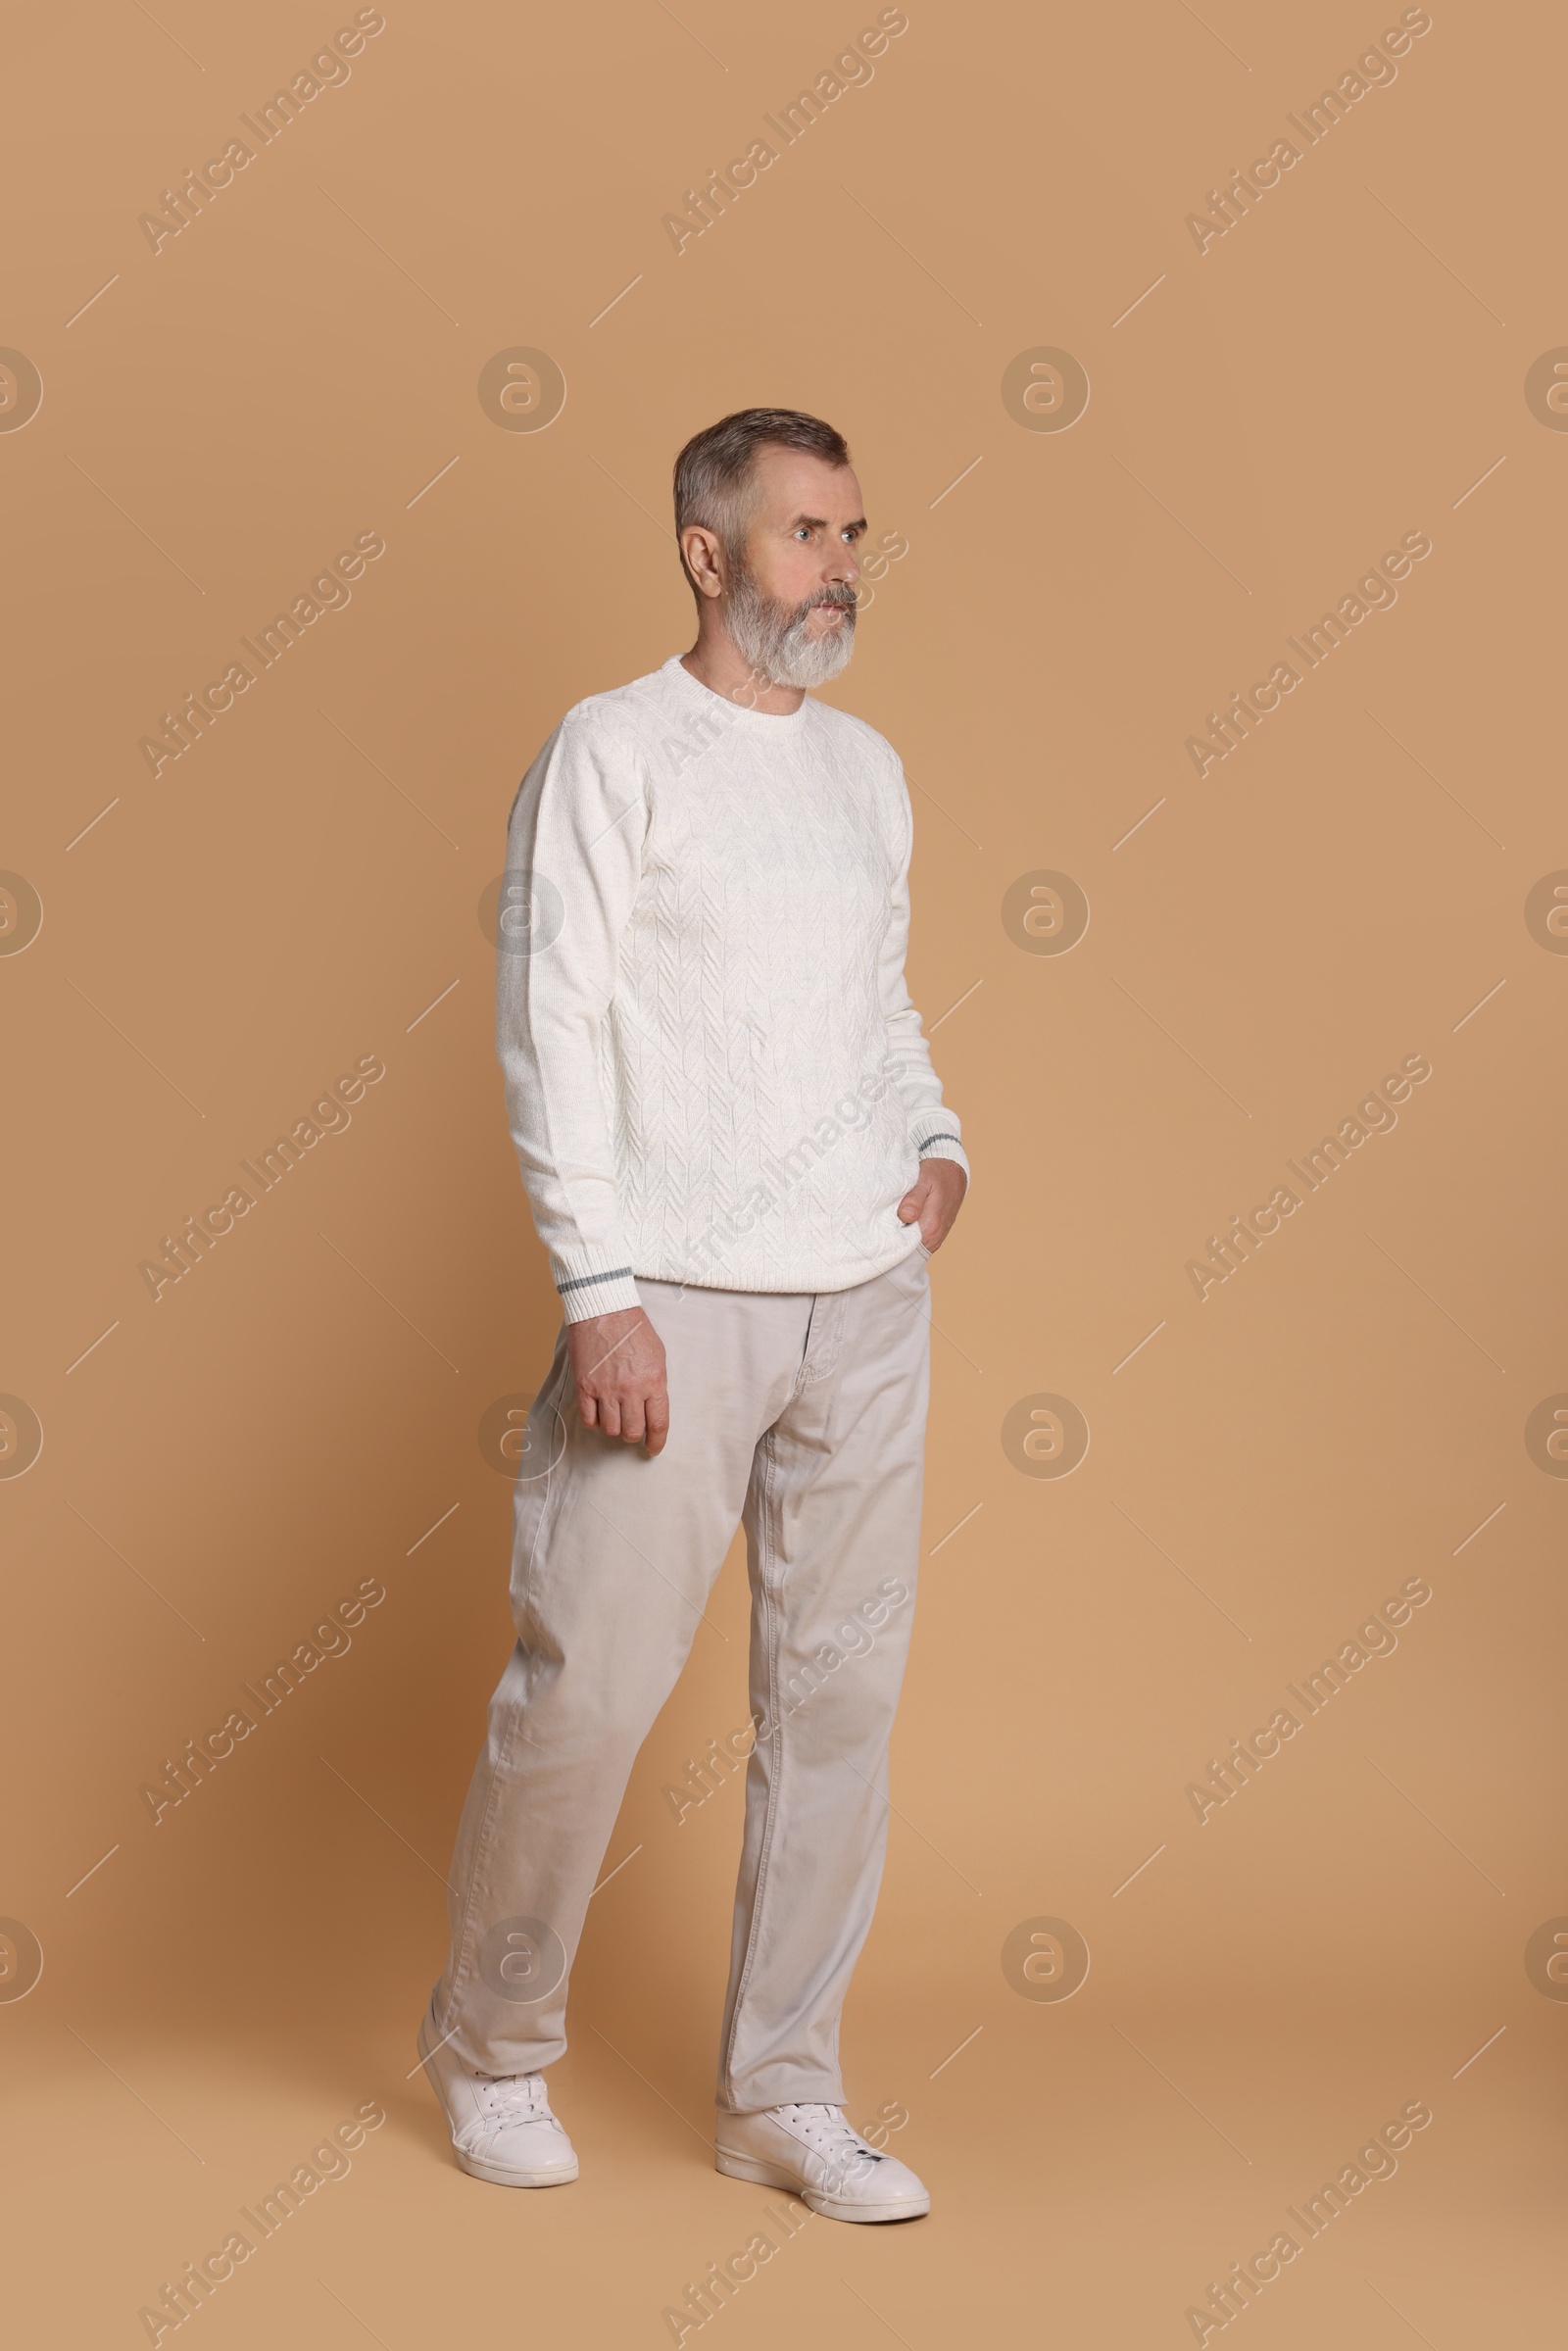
[788,513,868,533]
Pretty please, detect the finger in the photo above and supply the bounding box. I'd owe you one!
[577,1390,600,1430]
[598,1395,621,1439]
[619,1399,647,1446]
[644,1393,670,1458]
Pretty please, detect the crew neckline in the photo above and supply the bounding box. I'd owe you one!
[661,654,813,733]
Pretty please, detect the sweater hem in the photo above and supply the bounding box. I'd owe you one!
[630,1231,931,1300]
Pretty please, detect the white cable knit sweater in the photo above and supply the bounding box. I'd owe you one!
[498,655,969,1321]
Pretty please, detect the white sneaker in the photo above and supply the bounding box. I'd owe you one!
[416,2001,577,2187]
[714,2102,929,2223]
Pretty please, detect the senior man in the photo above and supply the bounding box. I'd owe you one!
[419,407,968,2223]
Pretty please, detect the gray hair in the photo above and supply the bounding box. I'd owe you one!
[672,408,852,593]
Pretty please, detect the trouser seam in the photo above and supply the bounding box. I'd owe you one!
[721,1428,787,2090]
[441,1366,570,2035]
[439,1697,520,2033]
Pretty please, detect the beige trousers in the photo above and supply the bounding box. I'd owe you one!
[433,1243,932,2112]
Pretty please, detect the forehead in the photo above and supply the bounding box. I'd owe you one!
[746,443,863,520]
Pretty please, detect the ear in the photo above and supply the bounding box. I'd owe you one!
[680,522,725,600]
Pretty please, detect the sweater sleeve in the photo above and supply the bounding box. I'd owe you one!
[877,759,971,1185]
[496,712,649,1322]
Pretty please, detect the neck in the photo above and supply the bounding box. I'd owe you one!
[680,612,806,715]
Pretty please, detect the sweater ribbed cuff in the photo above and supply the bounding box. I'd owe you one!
[911,1119,971,1187]
[551,1249,643,1324]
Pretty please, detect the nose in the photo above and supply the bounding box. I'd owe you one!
[825,539,859,588]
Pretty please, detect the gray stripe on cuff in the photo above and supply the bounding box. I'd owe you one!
[558,1266,635,1295]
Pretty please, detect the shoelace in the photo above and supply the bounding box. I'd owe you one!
[478,2072,553,2125]
[777,2103,885,2167]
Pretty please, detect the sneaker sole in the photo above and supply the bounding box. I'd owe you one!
[456,2147,578,2188]
[416,2007,578,2190]
[713,2147,928,2224]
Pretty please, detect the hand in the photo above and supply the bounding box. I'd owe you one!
[897,1156,968,1256]
[565,1306,669,1456]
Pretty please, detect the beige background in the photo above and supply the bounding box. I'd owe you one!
[3,0,1563,2342]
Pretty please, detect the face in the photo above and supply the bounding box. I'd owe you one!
[720,446,866,689]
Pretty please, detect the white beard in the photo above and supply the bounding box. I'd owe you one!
[724,569,858,689]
